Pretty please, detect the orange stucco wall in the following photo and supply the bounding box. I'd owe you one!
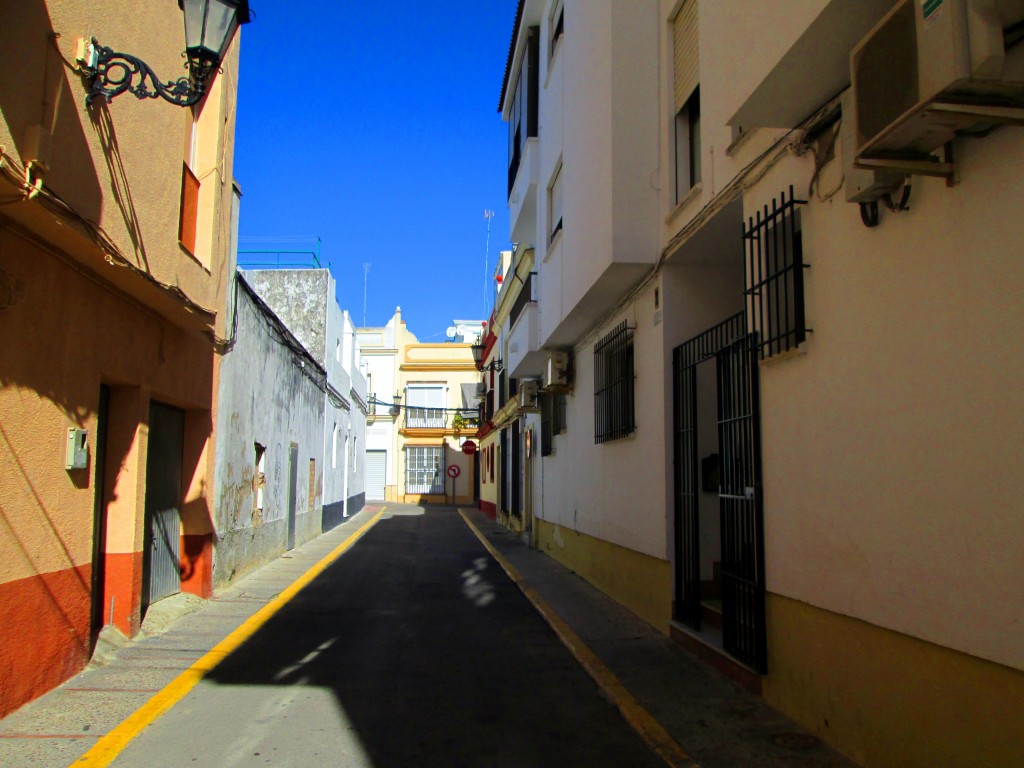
[0,1,242,715]
[0,565,92,718]
[0,220,217,714]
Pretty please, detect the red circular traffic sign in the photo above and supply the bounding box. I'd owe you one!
[446,464,461,478]
[461,440,477,455]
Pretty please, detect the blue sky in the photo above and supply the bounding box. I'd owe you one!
[233,2,517,340]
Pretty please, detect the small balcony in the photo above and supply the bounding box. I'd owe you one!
[405,408,447,429]
[509,138,539,248]
[507,273,544,378]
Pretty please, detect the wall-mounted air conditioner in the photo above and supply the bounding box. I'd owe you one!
[851,0,1024,169]
[543,351,570,391]
[517,380,539,410]
[842,91,906,202]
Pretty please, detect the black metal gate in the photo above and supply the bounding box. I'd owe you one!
[716,334,767,672]
[672,312,767,672]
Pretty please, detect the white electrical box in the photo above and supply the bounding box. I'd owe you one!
[66,428,88,470]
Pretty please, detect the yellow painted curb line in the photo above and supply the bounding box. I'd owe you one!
[458,509,699,768]
[71,507,387,768]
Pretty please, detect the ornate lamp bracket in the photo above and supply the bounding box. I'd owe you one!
[84,40,204,107]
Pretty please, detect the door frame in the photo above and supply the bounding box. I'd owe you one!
[672,311,767,672]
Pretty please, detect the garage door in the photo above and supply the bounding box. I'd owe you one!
[365,450,387,500]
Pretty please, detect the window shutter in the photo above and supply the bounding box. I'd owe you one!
[178,163,200,255]
[673,0,699,112]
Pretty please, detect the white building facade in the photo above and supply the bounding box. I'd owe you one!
[499,0,1024,764]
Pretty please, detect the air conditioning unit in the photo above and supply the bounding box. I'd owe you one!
[517,380,539,410]
[543,351,570,391]
[842,91,906,203]
[851,0,1024,165]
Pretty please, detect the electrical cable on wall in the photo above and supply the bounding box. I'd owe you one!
[0,146,234,347]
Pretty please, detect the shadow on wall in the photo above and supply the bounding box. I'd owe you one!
[90,106,150,270]
[0,421,93,716]
[0,0,103,223]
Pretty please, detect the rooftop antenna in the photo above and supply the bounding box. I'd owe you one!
[362,262,371,326]
[483,209,494,317]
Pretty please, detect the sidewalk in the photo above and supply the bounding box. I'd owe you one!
[460,506,857,768]
[1,504,858,768]
[0,505,385,768]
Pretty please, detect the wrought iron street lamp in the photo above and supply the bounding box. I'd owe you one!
[83,0,251,107]
[471,343,503,373]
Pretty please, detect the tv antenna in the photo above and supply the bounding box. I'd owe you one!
[483,209,494,317]
[362,262,371,326]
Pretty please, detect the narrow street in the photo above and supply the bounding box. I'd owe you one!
[0,504,858,768]
[93,505,667,768]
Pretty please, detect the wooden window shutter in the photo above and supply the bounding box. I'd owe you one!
[673,0,699,112]
[178,163,200,255]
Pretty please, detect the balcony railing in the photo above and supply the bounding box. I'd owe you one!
[405,408,447,429]
[403,408,482,430]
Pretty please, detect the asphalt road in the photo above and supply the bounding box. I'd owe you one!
[110,505,667,767]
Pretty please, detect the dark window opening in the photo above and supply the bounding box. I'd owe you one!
[594,320,635,444]
[508,27,540,197]
[674,86,701,203]
[550,5,564,58]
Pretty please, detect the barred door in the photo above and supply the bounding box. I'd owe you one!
[716,334,767,672]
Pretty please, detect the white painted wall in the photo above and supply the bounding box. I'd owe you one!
[677,0,1024,671]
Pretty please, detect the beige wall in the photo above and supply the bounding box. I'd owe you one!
[0,1,239,337]
[765,594,1024,767]
[0,1,241,714]
[754,134,1024,672]
[397,342,480,503]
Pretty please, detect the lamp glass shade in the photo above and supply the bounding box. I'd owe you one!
[182,0,249,80]
[471,344,485,367]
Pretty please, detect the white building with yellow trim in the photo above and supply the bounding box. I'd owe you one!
[499,0,1024,764]
[359,308,483,505]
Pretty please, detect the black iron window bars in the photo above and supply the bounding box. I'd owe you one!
[743,186,810,360]
[594,320,635,444]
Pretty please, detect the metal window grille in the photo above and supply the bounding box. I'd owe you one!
[594,320,635,444]
[406,446,444,494]
[743,186,809,360]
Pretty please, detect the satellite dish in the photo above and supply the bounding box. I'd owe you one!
[445,326,457,338]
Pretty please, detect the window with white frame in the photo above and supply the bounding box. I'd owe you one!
[672,0,701,203]
[406,446,444,494]
[405,385,446,428]
[549,163,563,243]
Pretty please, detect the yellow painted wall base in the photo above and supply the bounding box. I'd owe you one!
[764,593,1024,767]
[535,519,671,632]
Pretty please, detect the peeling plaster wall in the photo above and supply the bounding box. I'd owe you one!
[212,279,325,586]
[245,270,329,364]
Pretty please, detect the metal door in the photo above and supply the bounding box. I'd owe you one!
[672,312,747,629]
[287,443,298,551]
[144,402,184,610]
[716,334,767,672]
[365,450,386,500]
